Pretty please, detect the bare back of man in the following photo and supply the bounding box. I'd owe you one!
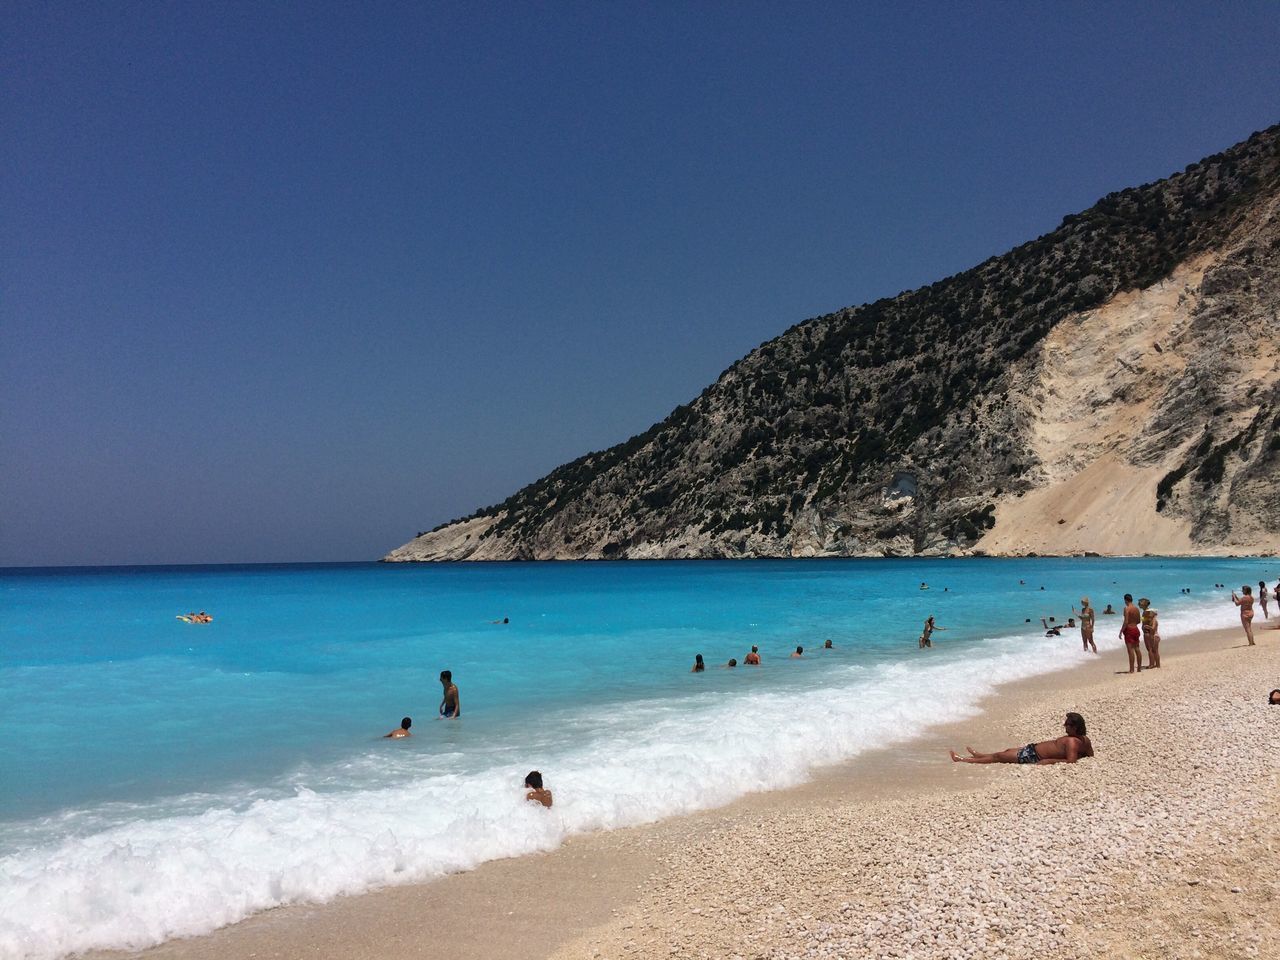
[949,713,1094,765]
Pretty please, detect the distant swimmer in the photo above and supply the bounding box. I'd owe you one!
[438,670,461,718]
[1102,603,1116,615]
[920,582,929,590]
[725,658,738,667]
[491,617,510,624]
[791,645,804,658]
[524,770,553,808]
[1041,619,1062,637]
[1231,586,1256,646]
[1121,594,1143,673]
[919,616,944,649]
[823,639,833,649]
[1075,598,1097,653]
[745,645,761,665]
[692,654,705,672]
[177,611,212,623]
[385,717,412,738]
[1139,598,1161,668]
[949,712,1093,765]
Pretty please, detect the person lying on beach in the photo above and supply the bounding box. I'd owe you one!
[439,670,461,718]
[692,654,705,672]
[791,646,804,658]
[744,646,761,665]
[1268,689,1279,706]
[524,770,553,808]
[385,717,412,738]
[949,713,1093,765]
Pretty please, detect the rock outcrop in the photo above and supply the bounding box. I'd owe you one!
[386,125,1280,561]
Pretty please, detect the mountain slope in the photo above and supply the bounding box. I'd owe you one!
[387,125,1280,561]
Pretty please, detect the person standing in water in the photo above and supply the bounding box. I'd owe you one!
[744,645,761,665]
[919,616,944,649]
[1074,598,1097,653]
[438,670,461,718]
[1139,598,1161,668]
[1232,586,1256,646]
[1120,594,1143,672]
[691,654,705,672]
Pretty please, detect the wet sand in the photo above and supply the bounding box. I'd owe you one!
[104,617,1280,960]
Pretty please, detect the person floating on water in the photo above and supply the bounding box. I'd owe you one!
[949,713,1093,765]
[1074,598,1097,653]
[385,717,412,738]
[919,582,929,590]
[177,611,213,623]
[744,645,761,665]
[691,654,705,672]
[524,770,553,808]
[439,670,461,718]
[919,616,944,649]
[1121,594,1142,673]
[1139,598,1161,668]
[490,617,510,624]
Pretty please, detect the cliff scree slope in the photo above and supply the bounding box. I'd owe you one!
[387,125,1280,561]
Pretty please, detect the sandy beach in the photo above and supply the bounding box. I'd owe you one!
[104,617,1280,960]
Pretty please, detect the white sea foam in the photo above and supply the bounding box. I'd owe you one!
[0,600,1244,960]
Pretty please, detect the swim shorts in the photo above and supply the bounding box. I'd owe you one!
[1016,743,1040,764]
[1122,625,1140,646]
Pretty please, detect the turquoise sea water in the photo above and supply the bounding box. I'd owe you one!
[1,557,1275,958]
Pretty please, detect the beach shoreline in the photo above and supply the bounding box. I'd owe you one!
[99,613,1280,960]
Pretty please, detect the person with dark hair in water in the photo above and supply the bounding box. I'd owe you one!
[744,645,761,665]
[691,654,705,672]
[524,770,553,808]
[791,645,804,658]
[949,713,1093,765]
[725,658,738,667]
[439,670,460,718]
[384,717,412,738]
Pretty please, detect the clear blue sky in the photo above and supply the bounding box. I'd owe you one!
[4,2,1278,566]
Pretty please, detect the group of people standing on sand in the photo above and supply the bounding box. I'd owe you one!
[1232,580,1278,646]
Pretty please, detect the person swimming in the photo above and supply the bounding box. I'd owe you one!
[823,639,833,649]
[725,658,738,667]
[692,654,705,672]
[385,717,412,738]
[790,645,803,658]
[524,770,553,808]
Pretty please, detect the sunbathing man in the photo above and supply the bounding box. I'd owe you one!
[949,712,1093,765]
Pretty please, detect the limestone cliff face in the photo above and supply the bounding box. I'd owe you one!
[385,126,1280,562]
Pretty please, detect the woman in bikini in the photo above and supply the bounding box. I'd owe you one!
[1138,598,1161,668]
[1258,581,1271,620]
[1231,585,1256,646]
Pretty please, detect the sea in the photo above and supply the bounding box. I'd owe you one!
[1,557,1275,959]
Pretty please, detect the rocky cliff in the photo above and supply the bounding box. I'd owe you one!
[386,125,1280,561]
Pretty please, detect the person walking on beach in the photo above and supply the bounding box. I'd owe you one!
[949,713,1093,765]
[919,616,943,649]
[524,770,553,808]
[439,670,461,718]
[1120,595,1143,672]
[1074,598,1097,653]
[1139,598,1161,668]
[1231,586,1256,646]
[1259,581,1271,619]
[745,645,761,665]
